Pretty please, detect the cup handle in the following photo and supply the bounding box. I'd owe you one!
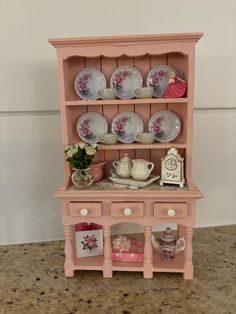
[176,237,186,253]
[98,135,104,143]
[113,161,118,169]
[148,162,154,173]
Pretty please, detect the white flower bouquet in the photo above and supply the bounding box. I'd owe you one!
[65,142,99,170]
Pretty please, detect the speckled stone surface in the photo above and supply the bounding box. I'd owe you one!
[0,225,235,314]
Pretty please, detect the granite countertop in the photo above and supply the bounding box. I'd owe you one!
[0,225,235,314]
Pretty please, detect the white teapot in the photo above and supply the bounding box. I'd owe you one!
[113,153,132,178]
[131,159,154,181]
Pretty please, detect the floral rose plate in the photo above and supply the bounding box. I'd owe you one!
[111,111,143,143]
[74,68,106,100]
[147,65,178,98]
[148,110,181,143]
[76,112,108,144]
[110,66,143,100]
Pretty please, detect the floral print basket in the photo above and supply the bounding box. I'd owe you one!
[75,223,103,258]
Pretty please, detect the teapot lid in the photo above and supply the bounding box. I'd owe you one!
[120,153,131,162]
[160,227,176,242]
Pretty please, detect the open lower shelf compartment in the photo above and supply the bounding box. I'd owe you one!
[153,250,185,272]
[73,251,185,273]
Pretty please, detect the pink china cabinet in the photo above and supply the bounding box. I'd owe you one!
[49,33,203,279]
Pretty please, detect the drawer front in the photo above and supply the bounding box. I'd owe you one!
[68,202,102,217]
[154,203,188,218]
[111,202,144,217]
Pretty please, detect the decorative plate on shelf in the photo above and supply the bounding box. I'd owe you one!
[111,112,143,143]
[148,110,181,143]
[147,65,178,98]
[76,112,108,144]
[74,68,106,100]
[110,66,143,99]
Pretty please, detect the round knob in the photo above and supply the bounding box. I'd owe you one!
[124,208,132,216]
[167,209,176,217]
[80,208,88,216]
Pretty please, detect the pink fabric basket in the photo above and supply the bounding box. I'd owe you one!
[112,240,144,263]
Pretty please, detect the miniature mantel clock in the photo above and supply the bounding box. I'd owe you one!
[159,147,185,188]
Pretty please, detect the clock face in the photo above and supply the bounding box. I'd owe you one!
[164,157,177,170]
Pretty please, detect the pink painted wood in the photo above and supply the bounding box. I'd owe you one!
[49,33,203,279]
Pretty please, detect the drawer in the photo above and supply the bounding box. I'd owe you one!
[68,202,102,217]
[111,202,144,217]
[154,203,188,218]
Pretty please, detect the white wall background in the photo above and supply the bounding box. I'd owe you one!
[0,0,236,244]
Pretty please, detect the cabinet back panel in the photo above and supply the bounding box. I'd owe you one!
[64,53,188,101]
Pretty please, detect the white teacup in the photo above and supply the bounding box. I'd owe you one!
[134,87,154,99]
[98,88,116,100]
[135,133,154,144]
[99,133,117,145]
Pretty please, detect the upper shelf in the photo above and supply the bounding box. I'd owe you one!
[65,98,188,106]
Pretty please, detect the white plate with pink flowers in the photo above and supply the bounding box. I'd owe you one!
[112,112,143,143]
[147,65,178,98]
[74,68,106,100]
[148,110,181,143]
[77,112,108,144]
[110,66,143,100]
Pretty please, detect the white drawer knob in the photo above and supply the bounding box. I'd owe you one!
[167,209,176,217]
[80,208,88,216]
[124,208,132,216]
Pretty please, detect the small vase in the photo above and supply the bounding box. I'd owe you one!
[71,168,93,188]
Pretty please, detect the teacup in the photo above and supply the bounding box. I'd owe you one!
[99,133,117,145]
[134,87,154,99]
[135,133,154,144]
[98,88,116,100]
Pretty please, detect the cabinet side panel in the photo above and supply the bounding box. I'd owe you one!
[65,57,85,101]
[67,106,86,144]
[133,56,151,161]
[150,55,167,175]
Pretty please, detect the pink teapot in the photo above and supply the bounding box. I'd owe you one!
[151,227,186,260]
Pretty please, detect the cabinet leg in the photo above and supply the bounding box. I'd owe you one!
[64,226,75,277]
[103,226,113,278]
[183,227,193,280]
[143,226,153,279]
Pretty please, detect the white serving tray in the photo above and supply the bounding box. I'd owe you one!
[109,173,160,188]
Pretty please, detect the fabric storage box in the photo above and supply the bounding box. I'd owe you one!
[112,240,144,262]
[75,223,103,258]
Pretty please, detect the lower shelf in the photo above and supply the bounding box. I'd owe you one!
[73,252,185,273]
[153,250,185,273]
[74,255,104,270]
[112,261,144,272]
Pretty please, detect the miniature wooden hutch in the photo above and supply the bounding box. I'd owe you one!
[49,33,203,279]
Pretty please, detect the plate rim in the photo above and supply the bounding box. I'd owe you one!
[148,109,181,143]
[76,111,108,143]
[74,67,107,100]
[111,111,144,143]
[110,65,143,100]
